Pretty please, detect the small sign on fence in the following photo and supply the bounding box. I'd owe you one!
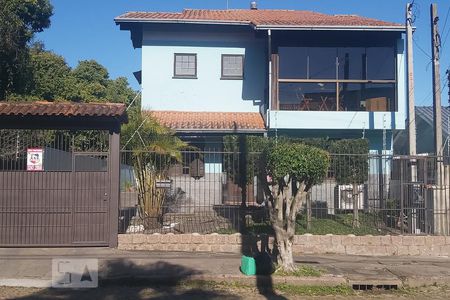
[27,148,44,171]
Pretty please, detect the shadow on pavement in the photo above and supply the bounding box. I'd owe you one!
[13,260,240,300]
[241,234,287,300]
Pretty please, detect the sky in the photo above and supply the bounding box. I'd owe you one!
[36,0,450,106]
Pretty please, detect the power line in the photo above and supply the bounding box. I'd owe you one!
[413,38,432,59]
[441,5,450,37]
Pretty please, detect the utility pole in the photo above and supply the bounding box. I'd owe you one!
[430,3,446,235]
[406,3,417,181]
[406,2,418,234]
[431,4,443,157]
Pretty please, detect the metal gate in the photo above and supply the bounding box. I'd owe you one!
[0,130,111,247]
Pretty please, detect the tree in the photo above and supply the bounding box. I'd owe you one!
[27,44,72,100]
[122,107,188,229]
[71,60,109,102]
[330,139,369,228]
[0,0,53,99]
[106,77,137,105]
[262,141,329,271]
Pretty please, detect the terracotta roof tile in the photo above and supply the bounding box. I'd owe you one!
[146,111,266,132]
[116,9,402,28]
[0,101,127,119]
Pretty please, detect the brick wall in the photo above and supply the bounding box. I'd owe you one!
[118,233,450,256]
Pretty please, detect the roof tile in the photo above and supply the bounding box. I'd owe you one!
[146,110,266,132]
[0,101,127,119]
[116,9,402,28]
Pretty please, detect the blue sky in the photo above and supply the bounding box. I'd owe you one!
[36,0,450,106]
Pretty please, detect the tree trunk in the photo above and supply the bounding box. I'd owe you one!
[352,183,360,228]
[274,228,296,272]
[306,192,312,230]
[266,180,308,272]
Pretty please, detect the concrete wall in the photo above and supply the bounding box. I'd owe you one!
[119,233,450,257]
[141,25,266,112]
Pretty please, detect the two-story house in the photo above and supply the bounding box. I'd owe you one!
[115,6,406,156]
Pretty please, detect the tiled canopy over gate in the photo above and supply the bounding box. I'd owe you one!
[0,101,127,119]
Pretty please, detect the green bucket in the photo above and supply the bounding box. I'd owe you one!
[240,255,256,276]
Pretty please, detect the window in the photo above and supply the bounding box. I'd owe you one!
[277,45,397,112]
[366,47,395,80]
[338,47,366,80]
[174,53,197,78]
[308,47,337,79]
[221,54,244,79]
[279,47,307,79]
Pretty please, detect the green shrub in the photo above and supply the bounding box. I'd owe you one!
[266,142,329,188]
[329,139,369,185]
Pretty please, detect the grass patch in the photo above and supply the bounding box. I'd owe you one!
[182,280,354,297]
[296,213,381,236]
[215,213,382,235]
[274,265,324,277]
[275,283,354,296]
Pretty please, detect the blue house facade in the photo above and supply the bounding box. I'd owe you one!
[115,8,406,154]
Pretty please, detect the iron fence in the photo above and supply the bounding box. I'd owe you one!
[119,150,450,235]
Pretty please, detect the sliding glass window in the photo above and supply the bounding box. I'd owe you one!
[277,46,396,112]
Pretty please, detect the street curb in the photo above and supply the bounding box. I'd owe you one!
[0,279,52,288]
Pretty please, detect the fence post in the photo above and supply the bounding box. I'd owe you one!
[109,126,120,247]
[238,135,248,232]
[378,153,385,209]
[400,158,405,234]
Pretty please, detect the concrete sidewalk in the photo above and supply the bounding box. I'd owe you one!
[1,248,450,288]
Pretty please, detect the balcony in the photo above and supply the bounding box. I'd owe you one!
[272,46,397,113]
[278,82,396,112]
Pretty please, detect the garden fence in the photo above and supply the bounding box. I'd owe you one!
[119,150,450,236]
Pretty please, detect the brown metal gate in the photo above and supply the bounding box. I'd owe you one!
[0,132,111,247]
[72,153,110,246]
[0,153,110,247]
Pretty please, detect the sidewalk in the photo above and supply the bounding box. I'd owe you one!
[1,248,450,288]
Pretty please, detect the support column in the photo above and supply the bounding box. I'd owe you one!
[109,125,120,247]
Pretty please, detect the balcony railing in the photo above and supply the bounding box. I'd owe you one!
[277,81,396,112]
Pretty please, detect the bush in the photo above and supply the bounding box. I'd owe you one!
[266,142,329,188]
[329,139,369,185]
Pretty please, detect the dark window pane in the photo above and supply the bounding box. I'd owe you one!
[338,47,366,80]
[339,83,396,111]
[222,55,244,78]
[279,82,337,111]
[339,83,365,111]
[309,47,337,79]
[174,54,196,77]
[366,47,395,80]
[279,47,307,79]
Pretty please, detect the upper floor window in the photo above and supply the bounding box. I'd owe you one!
[221,54,244,79]
[279,46,395,81]
[174,53,197,79]
[277,46,397,112]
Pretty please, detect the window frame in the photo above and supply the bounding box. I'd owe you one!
[173,53,198,79]
[221,54,245,80]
